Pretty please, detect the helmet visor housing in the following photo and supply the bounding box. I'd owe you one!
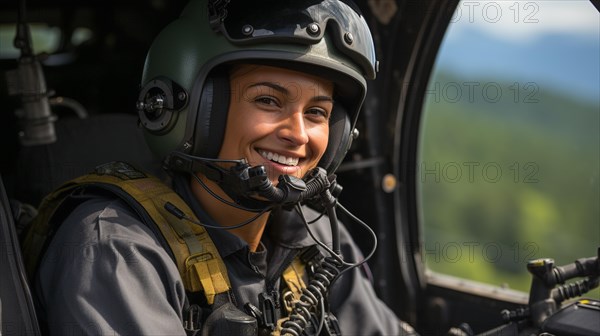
[216,0,377,80]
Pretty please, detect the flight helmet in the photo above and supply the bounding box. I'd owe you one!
[137,0,378,175]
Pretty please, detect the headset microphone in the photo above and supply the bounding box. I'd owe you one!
[166,151,339,210]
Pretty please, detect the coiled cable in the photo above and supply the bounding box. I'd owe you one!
[280,253,342,336]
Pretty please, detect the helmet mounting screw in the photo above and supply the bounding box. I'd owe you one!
[307,22,320,36]
[344,32,354,45]
[178,91,187,101]
[242,24,254,36]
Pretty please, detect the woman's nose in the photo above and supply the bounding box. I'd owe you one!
[278,111,309,146]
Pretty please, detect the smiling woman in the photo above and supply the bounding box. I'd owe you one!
[16,1,417,335]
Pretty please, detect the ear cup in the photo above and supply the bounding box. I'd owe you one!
[319,104,352,173]
[137,76,188,134]
[192,74,231,158]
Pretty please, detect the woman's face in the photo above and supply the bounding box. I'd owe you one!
[219,64,333,184]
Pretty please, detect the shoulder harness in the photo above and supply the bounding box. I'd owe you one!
[22,161,307,312]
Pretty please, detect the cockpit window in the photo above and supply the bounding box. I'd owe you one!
[0,24,61,58]
[0,24,93,59]
[417,0,599,292]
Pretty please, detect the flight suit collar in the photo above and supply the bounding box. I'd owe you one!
[172,174,316,258]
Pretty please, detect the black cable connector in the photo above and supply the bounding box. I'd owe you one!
[164,201,186,219]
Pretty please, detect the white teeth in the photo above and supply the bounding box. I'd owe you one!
[259,150,299,166]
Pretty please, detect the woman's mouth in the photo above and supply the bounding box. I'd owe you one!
[258,150,300,167]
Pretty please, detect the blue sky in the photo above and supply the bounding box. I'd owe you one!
[433,1,599,104]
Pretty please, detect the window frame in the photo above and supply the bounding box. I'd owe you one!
[392,0,599,332]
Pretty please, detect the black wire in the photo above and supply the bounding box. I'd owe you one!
[179,207,271,230]
[306,208,327,224]
[294,200,379,292]
[295,204,345,265]
[191,172,269,213]
[294,203,378,272]
[184,172,273,230]
[285,202,376,336]
[174,151,247,165]
[326,196,340,255]
[332,203,378,282]
[316,294,325,335]
[336,202,378,268]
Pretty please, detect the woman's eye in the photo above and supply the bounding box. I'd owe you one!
[255,96,279,107]
[306,108,329,120]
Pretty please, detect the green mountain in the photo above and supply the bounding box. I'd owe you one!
[419,71,600,292]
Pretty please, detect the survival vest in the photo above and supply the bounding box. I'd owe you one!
[21,161,311,335]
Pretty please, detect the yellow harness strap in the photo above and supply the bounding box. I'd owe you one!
[282,257,307,305]
[23,162,230,305]
[273,255,308,335]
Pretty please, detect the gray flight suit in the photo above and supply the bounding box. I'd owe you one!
[34,174,416,335]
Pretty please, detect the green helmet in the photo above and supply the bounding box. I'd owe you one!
[137,0,377,174]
